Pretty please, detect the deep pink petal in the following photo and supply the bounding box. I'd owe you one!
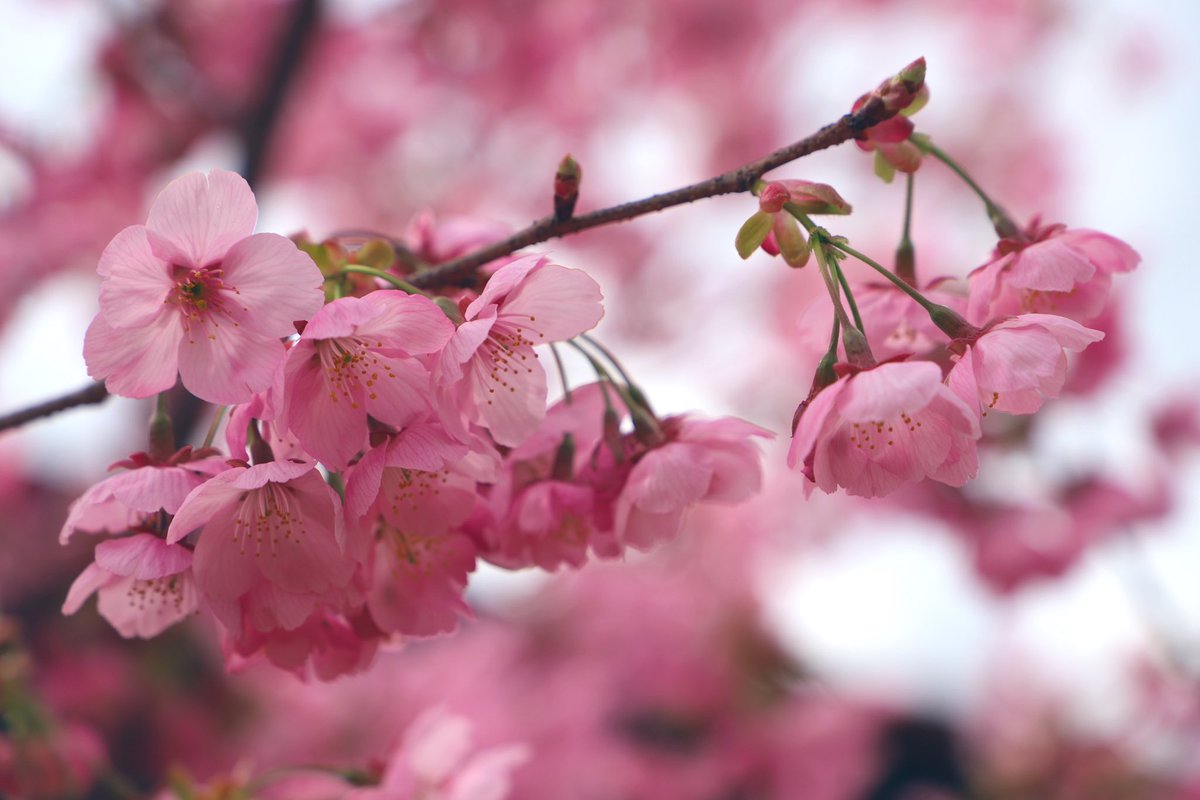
[356,291,456,355]
[282,343,368,469]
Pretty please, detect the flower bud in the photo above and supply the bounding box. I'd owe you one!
[554,154,582,221]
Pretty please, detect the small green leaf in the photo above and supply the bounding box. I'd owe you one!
[735,211,773,259]
[874,150,896,184]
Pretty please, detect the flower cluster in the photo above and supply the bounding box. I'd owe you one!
[65,170,771,678]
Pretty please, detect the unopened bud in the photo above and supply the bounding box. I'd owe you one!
[894,238,915,285]
[554,154,582,221]
[758,182,790,213]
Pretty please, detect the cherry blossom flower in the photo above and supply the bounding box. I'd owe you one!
[966,221,1140,325]
[282,291,454,469]
[84,169,325,403]
[789,361,980,498]
[63,534,198,638]
[947,314,1104,415]
[167,460,355,637]
[437,254,604,446]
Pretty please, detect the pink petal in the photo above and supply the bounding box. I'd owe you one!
[787,379,846,470]
[466,255,543,316]
[94,533,193,579]
[85,311,182,399]
[362,356,436,428]
[497,263,604,342]
[470,345,548,446]
[1007,237,1095,292]
[357,291,456,355]
[437,314,496,386]
[63,563,113,614]
[220,233,325,334]
[191,505,259,600]
[96,226,173,328]
[837,361,941,422]
[282,344,368,469]
[167,471,245,544]
[1059,229,1140,274]
[177,324,286,405]
[145,170,257,266]
[96,572,198,638]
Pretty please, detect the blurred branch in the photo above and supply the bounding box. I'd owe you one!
[410,86,902,289]
[0,382,109,433]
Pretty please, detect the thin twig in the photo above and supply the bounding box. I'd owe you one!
[0,382,109,433]
[409,92,898,289]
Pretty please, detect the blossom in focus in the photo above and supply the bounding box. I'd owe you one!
[947,313,1103,415]
[966,221,1140,325]
[84,169,325,403]
[436,254,604,446]
[789,361,980,498]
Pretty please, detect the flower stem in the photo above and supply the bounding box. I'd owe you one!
[827,239,937,313]
[895,172,916,285]
[549,342,572,405]
[201,406,227,449]
[915,137,1019,239]
[339,265,426,295]
[832,260,864,333]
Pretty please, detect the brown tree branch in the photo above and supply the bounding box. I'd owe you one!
[409,92,895,289]
[0,382,108,433]
[0,65,906,433]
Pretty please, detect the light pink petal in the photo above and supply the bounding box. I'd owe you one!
[228,459,314,489]
[96,226,173,328]
[220,233,325,334]
[357,292,456,355]
[345,442,389,519]
[1007,237,1095,292]
[145,170,257,265]
[497,263,604,341]
[837,361,941,422]
[386,421,470,472]
[965,254,1012,324]
[94,534,193,579]
[1059,229,1140,274]
[60,481,138,543]
[362,356,436,428]
[622,446,712,514]
[946,349,980,410]
[63,563,113,615]
[84,311,182,399]
[368,531,474,637]
[995,314,1105,350]
[177,323,286,405]
[470,346,548,446]
[107,464,219,516]
[447,744,531,800]
[167,471,245,544]
[255,473,353,592]
[379,468,478,535]
[96,571,198,638]
[465,255,544,318]
[436,314,496,386]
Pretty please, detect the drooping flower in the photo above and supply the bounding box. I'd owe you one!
[436,254,604,446]
[947,313,1104,415]
[167,460,355,636]
[63,534,198,638]
[966,220,1140,325]
[282,291,454,469]
[789,361,980,498]
[84,169,325,404]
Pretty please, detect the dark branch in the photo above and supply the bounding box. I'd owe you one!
[410,94,893,289]
[0,383,109,433]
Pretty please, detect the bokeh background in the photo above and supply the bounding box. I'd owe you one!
[1,0,1198,797]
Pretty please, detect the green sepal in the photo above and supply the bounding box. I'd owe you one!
[873,150,896,184]
[735,211,773,259]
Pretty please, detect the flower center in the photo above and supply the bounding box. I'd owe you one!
[232,482,305,557]
[480,321,539,405]
[169,264,243,343]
